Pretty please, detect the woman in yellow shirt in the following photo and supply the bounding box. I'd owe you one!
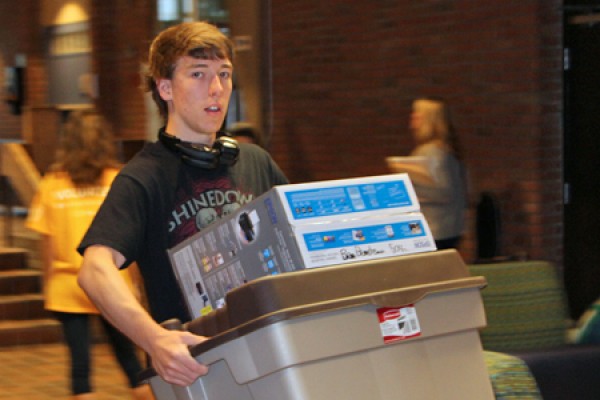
[26,111,152,400]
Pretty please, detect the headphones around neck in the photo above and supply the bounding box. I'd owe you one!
[158,128,240,169]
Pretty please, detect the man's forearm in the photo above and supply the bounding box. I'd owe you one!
[78,245,210,385]
[78,245,163,353]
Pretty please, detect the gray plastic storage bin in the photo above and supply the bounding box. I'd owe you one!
[142,250,494,400]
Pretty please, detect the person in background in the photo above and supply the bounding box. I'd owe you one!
[407,97,467,250]
[227,121,263,147]
[25,111,153,400]
[77,21,288,387]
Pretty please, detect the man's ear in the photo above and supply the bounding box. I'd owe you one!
[156,78,173,101]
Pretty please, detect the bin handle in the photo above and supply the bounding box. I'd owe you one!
[161,318,184,331]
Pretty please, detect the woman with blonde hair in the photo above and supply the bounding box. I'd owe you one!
[26,110,153,400]
[408,97,467,250]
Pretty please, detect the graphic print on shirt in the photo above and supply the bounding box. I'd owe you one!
[168,169,254,247]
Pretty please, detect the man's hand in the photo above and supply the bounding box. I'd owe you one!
[149,328,209,386]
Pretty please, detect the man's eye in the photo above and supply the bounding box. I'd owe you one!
[192,71,204,78]
[220,71,231,79]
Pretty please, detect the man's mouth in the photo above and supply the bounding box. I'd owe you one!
[206,105,220,112]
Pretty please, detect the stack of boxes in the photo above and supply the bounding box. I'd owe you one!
[168,173,436,319]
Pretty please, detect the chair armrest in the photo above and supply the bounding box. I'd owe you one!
[511,344,600,400]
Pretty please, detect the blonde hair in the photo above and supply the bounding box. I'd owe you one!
[412,97,462,160]
[144,21,235,124]
[51,110,120,186]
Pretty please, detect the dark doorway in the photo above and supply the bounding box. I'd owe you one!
[563,7,600,319]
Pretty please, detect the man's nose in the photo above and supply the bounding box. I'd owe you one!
[209,75,223,97]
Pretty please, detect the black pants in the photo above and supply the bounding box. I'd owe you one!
[54,312,144,395]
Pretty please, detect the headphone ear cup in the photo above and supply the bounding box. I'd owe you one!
[158,129,179,152]
[214,136,240,166]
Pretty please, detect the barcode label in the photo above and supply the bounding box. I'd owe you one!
[377,305,421,343]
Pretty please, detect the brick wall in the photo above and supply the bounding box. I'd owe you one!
[0,1,564,266]
[0,0,42,141]
[90,0,156,141]
[0,0,154,143]
[269,0,563,264]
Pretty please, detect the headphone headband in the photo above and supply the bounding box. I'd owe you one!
[158,129,239,169]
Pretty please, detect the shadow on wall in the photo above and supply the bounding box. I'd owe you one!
[475,184,536,264]
[283,120,313,184]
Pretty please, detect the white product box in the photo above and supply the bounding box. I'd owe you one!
[168,174,435,319]
[293,212,435,268]
[272,173,421,223]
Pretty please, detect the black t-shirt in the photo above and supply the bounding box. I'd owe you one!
[78,139,288,323]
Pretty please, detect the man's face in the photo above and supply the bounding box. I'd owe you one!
[158,55,233,142]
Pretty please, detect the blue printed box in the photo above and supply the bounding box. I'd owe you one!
[274,173,420,225]
[295,213,435,268]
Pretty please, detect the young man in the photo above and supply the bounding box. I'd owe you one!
[77,22,288,387]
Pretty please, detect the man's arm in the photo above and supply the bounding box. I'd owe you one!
[78,244,208,386]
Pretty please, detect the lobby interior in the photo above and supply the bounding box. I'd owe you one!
[2,0,600,399]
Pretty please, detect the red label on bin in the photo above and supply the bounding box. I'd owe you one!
[377,305,421,343]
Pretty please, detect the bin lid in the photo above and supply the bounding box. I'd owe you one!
[141,250,486,381]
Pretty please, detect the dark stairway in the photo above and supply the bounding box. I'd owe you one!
[0,248,62,346]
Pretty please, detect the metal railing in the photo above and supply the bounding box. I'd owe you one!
[0,140,40,247]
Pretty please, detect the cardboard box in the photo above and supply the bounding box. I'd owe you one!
[271,173,421,223]
[168,174,435,318]
[146,251,494,400]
